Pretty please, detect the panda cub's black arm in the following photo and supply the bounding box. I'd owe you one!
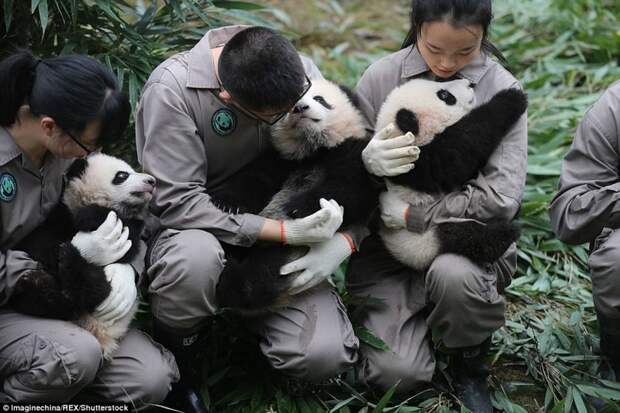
[283,139,380,227]
[394,88,527,193]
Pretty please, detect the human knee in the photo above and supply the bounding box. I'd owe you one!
[150,229,225,303]
[426,254,474,300]
[16,332,102,395]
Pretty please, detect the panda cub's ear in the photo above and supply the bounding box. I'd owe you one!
[395,109,419,136]
[65,158,88,182]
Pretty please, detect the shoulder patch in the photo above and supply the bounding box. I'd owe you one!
[212,108,237,136]
[0,172,17,202]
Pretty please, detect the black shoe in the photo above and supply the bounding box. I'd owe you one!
[152,319,210,413]
[450,338,494,413]
[590,312,620,411]
[598,312,620,379]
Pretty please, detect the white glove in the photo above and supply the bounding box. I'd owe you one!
[283,198,344,245]
[280,233,353,295]
[362,123,420,177]
[93,263,137,323]
[71,211,132,266]
[379,191,410,229]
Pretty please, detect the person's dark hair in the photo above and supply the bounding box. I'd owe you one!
[218,27,306,112]
[0,50,130,145]
[401,0,507,65]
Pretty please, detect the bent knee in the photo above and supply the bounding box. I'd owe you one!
[426,254,477,296]
[12,331,102,397]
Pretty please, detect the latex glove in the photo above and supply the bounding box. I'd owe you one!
[379,190,410,229]
[283,198,344,245]
[362,123,420,177]
[93,263,137,323]
[280,233,353,295]
[71,211,132,266]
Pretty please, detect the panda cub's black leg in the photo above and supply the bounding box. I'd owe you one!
[436,220,520,265]
[216,246,293,313]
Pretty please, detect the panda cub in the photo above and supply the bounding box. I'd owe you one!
[376,78,527,271]
[9,153,155,358]
[213,78,378,313]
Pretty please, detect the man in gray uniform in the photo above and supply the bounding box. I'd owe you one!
[0,128,179,404]
[550,81,620,381]
[136,26,360,412]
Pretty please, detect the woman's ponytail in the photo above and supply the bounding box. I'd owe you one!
[0,50,39,126]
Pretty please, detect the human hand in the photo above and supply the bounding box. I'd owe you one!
[93,263,137,323]
[280,233,353,295]
[379,191,410,229]
[282,199,344,245]
[362,123,419,177]
[71,211,132,266]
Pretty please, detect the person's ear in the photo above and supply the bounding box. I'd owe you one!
[40,116,59,137]
[219,89,233,103]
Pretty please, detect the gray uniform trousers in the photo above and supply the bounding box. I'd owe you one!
[147,228,359,382]
[346,235,510,393]
[588,228,620,319]
[0,310,179,404]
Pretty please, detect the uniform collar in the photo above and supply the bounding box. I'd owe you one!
[401,45,491,84]
[186,25,251,89]
[0,127,22,166]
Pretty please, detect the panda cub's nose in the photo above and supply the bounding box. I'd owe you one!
[144,176,156,186]
[293,103,310,114]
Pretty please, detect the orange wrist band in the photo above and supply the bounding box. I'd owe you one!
[341,233,356,253]
[280,220,287,244]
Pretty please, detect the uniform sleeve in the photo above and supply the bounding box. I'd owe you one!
[406,82,528,231]
[300,55,324,81]
[0,249,39,306]
[137,81,265,246]
[549,90,620,245]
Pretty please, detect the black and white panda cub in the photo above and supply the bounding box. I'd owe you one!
[9,153,155,358]
[376,78,527,271]
[212,78,378,313]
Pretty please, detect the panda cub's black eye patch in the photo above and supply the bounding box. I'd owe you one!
[112,171,130,185]
[437,89,457,106]
[313,95,333,109]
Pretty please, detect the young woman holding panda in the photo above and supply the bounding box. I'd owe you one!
[352,1,528,411]
[0,50,178,404]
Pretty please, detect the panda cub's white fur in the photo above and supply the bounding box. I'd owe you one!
[65,154,153,359]
[270,78,367,161]
[262,78,367,219]
[377,79,475,271]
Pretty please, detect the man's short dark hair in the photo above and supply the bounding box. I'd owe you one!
[219,27,306,112]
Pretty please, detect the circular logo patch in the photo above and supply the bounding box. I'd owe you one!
[0,173,17,202]
[211,108,237,136]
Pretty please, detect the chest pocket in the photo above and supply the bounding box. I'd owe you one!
[196,91,264,192]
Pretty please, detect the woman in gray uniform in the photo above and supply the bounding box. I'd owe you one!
[351,1,528,411]
[550,82,620,383]
[0,51,178,404]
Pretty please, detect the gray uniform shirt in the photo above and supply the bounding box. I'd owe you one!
[549,81,620,245]
[0,127,71,305]
[135,26,326,247]
[356,46,528,234]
